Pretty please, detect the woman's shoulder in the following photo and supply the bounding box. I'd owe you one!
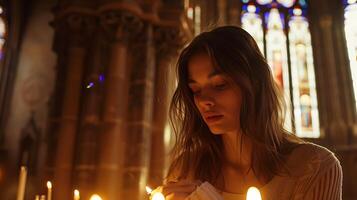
[285,142,341,177]
[265,143,342,199]
[290,142,338,160]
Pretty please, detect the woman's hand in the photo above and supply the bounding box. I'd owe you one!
[161,180,202,200]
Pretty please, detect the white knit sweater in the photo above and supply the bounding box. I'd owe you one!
[171,143,342,200]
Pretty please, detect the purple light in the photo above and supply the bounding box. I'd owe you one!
[86,82,94,89]
[99,74,105,82]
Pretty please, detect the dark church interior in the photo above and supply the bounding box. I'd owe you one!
[0,0,356,199]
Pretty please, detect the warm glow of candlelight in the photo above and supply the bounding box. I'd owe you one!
[146,186,153,194]
[146,186,165,200]
[16,166,27,200]
[151,192,165,200]
[74,189,80,200]
[246,187,262,200]
[47,181,52,200]
[46,181,52,189]
[89,194,102,200]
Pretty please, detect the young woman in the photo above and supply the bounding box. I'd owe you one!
[159,26,342,200]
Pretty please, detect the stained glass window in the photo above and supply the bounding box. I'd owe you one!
[257,0,273,5]
[0,6,5,61]
[265,7,292,131]
[344,0,357,110]
[241,0,320,138]
[276,0,296,7]
[289,8,320,137]
[241,4,265,53]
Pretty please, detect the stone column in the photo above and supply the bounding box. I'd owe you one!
[96,11,143,200]
[217,0,227,26]
[72,30,104,199]
[52,12,95,200]
[227,0,241,25]
[309,1,357,198]
[308,0,357,146]
[148,26,184,187]
[121,23,155,200]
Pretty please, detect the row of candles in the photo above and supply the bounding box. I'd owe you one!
[16,166,103,200]
[17,165,261,200]
[146,185,262,200]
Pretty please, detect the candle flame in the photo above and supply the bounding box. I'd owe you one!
[89,194,102,200]
[246,187,262,200]
[152,192,165,200]
[146,186,165,200]
[47,181,52,189]
[146,186,153,194]
[74,189,80,195]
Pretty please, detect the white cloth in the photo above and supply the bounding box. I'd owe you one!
[185,182,224,200]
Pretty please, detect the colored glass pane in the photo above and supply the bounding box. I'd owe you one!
[289,15,320,138]
[344,3,357,111]
[266,8,292,131]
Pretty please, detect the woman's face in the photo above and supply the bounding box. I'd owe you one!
[187,53,243,135]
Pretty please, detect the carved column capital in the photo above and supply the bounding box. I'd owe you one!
[52,12,96,51]
[154,26,186,59]
[100,11,144,43]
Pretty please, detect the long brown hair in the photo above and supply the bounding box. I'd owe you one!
[167,26,302,185]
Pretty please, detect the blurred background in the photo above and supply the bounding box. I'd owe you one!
[0,0,356,199]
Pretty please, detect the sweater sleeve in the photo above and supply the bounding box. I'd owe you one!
[303,157,343,200]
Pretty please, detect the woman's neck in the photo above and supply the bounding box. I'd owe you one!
[217,131,262,193]
[221,130,252,171]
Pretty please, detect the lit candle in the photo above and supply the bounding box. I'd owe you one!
[35,195,40,200]
[246,187,262,200]
[74,189,80,200]
[89,194,102,200]
[46,181,52,200]
[146,186,153,194]
[146,186,165,200]
[40,195,46,200]
[16,166,27,200]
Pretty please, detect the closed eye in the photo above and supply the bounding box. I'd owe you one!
[214,83,227,88]
[213,82,228,90]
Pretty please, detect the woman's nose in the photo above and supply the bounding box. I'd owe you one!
[196,93,215,109]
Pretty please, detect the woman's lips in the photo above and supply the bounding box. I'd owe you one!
[205,115,223,123]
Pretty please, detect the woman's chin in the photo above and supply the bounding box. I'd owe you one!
[208,126,238,135]
[208,127,225,135]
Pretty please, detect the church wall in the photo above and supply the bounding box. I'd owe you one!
[0,0,357,199]
[1,0,57,198]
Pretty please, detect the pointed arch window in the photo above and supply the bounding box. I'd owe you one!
[343,0,357,111]
[242,4,264,52]
[241,0,320,138]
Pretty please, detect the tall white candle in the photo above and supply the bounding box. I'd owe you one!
[74,189,80,200]
[46,181,52,200]
[16,166,27,200]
